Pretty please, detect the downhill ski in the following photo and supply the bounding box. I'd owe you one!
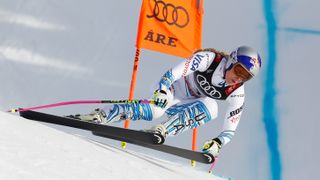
[19,110,214,164]
[93,131,214,164]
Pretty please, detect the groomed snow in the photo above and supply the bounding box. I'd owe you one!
[0,111,229,180]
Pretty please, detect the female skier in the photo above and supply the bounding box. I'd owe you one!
[71,46,262,157]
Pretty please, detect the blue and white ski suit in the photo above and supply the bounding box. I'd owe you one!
[150,50,245,146]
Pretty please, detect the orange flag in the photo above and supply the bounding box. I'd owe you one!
[136,0,204,58]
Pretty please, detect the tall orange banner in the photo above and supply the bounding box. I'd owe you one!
[136,0,204,58]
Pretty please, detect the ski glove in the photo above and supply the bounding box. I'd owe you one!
[202,138,222,157]
[152,89,169,108]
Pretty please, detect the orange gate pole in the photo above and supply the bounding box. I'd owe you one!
[191,127,198,167]
[121,48,141,149]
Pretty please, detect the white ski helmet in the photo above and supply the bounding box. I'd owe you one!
[229,46,262,77]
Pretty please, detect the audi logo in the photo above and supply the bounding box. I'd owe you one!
[147,0,190,28]
[196,74,222,98]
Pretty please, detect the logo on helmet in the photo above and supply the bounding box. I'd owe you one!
[249,57,260,75]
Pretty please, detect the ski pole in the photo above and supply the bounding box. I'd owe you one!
[208,157,218,174]
[8,99,154,113]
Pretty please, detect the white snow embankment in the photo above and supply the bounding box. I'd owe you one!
[0,111,224,180]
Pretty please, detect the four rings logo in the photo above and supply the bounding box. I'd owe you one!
[147,0,190,28]
[196,74,222,98]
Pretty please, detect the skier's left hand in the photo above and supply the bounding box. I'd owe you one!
[202,138,222,157]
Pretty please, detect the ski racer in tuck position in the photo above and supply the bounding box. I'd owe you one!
[71,46,262,158]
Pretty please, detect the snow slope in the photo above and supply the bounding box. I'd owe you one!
[0,111,228,180]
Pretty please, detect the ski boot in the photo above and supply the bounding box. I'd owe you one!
[66,108,107,124]
[145,124,168,138]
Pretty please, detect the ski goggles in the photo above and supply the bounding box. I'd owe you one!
[233,63,253,82]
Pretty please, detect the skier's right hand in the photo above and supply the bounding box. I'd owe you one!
[202,138,222,157]
[152,89,169,108]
